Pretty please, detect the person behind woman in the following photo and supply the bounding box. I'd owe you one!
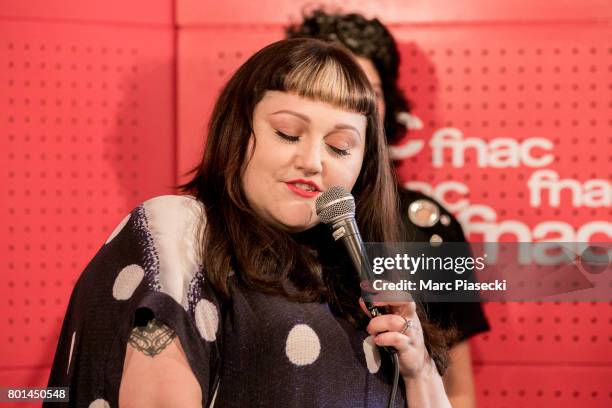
[287,10,490,407]
[47,38,452,407]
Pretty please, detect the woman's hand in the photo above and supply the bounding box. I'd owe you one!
[359,298,432,380]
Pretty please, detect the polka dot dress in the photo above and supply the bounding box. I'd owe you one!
[45,195,406,408]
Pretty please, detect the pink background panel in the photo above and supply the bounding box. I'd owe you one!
[1,18,175,372]
[177,0,612,25]
[474,302,612,364]
[0,0,173,25]
[391,23,611,231]
[473,365,612,408]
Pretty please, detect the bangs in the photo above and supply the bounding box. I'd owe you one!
[282,51,378,116]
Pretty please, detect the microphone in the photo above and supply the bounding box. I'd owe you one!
[317,186,403,408]
[315,186,389,319]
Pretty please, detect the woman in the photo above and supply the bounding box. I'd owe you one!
[287,10,490,407]
[47,38,451,407]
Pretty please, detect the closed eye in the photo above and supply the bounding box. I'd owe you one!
[328,145,351,157]
[276,129,351,157]
[275,130,300,142]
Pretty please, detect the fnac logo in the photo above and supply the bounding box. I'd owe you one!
[390,124,554,169]
[388,112,425,160]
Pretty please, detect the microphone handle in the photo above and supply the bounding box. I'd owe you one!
[365,302,389,317]
[331,217,372,281]
[363,295,397,355]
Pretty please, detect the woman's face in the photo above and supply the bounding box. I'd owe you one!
[242,91,367,232]
[355,57,386,121]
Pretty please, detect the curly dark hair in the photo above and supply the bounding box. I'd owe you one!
[286,9,412,145]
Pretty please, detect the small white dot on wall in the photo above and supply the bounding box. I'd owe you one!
[194,299,219,341]
[112,265,144,300]
[105,213,130,244]
[363,336,381,373]
[285,324,321,366]
[88,399,110,408]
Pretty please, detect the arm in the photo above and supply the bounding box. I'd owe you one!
[403,358,452,408]
[119,319,203,408]
[443,340,477,408]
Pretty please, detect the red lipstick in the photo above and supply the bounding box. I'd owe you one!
[285,179,321,198]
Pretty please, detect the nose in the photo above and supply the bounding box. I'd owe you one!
[294,138,323,175]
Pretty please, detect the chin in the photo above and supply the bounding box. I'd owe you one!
[278,218,317,232]
[276,210,318,232]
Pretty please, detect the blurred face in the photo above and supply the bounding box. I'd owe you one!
[242,91,367,232]
[355,57,385,121]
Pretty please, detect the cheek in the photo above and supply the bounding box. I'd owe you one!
[244,139,280,179]
[242,147,270,203]
[242,139,292,200]
[328,155,364,190]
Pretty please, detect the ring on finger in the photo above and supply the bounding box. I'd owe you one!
[400,317,414,335]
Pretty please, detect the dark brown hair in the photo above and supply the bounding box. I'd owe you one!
[179,38,450,373]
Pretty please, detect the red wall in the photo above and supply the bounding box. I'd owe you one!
[0,1,175,406]
[2,1,611,407]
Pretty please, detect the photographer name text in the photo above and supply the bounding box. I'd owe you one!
[373,279,508,291]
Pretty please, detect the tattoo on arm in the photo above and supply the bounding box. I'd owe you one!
[128,319,177,357]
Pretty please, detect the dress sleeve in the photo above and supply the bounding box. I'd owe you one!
[421,203,490,343]
[45,195,222,408]
[398,189,490,343]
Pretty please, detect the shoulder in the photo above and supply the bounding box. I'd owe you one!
[138,195,206,250]
[106,195,207,308]
[397,188,466,243]
[140,195,205,230]
[106,195,204,244]
[109,195,205,261]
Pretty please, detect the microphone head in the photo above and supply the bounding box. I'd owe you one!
[315,186,356,225]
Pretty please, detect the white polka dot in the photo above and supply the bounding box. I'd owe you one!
[105,213,131,244]
[67,331,76,375]
[363,335,381,373]
[112,265,145,300]
[88,399,110,408]
[194,299,218,341]
[285,324,321,366]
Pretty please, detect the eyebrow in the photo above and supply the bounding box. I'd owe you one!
[270,109,362,139]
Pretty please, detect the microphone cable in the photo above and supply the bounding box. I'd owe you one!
[388,352,400,408]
